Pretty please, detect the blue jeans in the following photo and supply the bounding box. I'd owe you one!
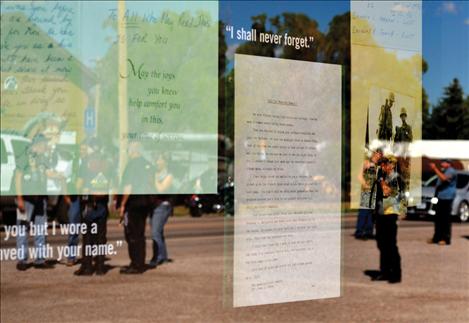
[355,208,374,238]
[150,203,172,265]
[67,198,81,261]
[16,201,47,265]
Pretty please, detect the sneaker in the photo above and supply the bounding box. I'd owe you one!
[16,262,29,271]
[156,258,173,266]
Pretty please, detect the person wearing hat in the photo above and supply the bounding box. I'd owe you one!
[394,107,413,193]
[394,107,413,143]
[377,92,395,141]
[428,159,457,245]
[15,134,52,270]
[371,155,403,283]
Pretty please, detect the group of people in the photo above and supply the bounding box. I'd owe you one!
[356,148,457,284]
[115,142,174,274]
[14,135,173,275]
[355,91,458,284]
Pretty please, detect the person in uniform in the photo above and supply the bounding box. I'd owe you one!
[119,142,153,274]
[377,92,395,141]
[394,107,413,192]
[15,134,51,270]
[394,107,413,143]
[74,138,113,276]
[428,159,457,245]
[372,155,403,283]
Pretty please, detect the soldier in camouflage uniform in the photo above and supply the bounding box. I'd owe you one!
[394,107,413,143]
[377,92,395,141]
[394,107,413,192]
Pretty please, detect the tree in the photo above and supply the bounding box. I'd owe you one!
[236,14,276,57]
[421,59,432,139]
[462,95,469,139]
[429,78,467,139]
[272,13,323,61]
[323,12,350,66]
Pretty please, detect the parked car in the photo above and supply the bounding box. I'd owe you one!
[407,171,469,222]
[0,133,70,225]
[187,172,234,217]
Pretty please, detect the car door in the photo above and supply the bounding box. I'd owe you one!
[0,137,15,193]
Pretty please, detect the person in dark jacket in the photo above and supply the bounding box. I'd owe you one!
[119,142,153,274]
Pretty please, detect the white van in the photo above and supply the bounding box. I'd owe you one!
[0,133,30,194]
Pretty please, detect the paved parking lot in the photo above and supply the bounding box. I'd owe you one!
[1,215,468,322]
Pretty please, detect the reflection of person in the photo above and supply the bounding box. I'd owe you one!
[355,149,383,239]
[377,92,395,141]
[119,142,153,274]
[149,153,174,268]
[428,159,456,245]
[15,134,51,271]
[64,195,80,266]
[372,156,402,283]
[74,138,112,276]
[394,108,413,143]
[64,140,92,266]
[394,107,413,193]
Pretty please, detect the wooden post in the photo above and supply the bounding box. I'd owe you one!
[118,0,128,178]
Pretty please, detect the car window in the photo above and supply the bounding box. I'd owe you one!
[0,139,7,164]
[456,174,469,189]
[11,139,30,163]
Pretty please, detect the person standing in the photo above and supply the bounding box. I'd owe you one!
[15,134,51,270]
[74,138,112,276]
[394,107,413,192]
[64,195,81,266]
[149,153,174,268]
[393,107,413,143]
[119,142,153,274]
[64,140,92,266]
[377,92,395,141]
[372,156,403,283]
[355,149,383,239]
[428,159,457,245]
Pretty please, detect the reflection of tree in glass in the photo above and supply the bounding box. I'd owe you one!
[426,78,469,140]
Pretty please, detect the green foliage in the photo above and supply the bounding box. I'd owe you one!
[426,78,468,139]
[221,12,351,141]
[96,8,218,140]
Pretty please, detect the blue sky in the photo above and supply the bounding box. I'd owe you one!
[221,1,349,36]
[221,1,468,106]
[2,1,467,106]
[423,1,469,106]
